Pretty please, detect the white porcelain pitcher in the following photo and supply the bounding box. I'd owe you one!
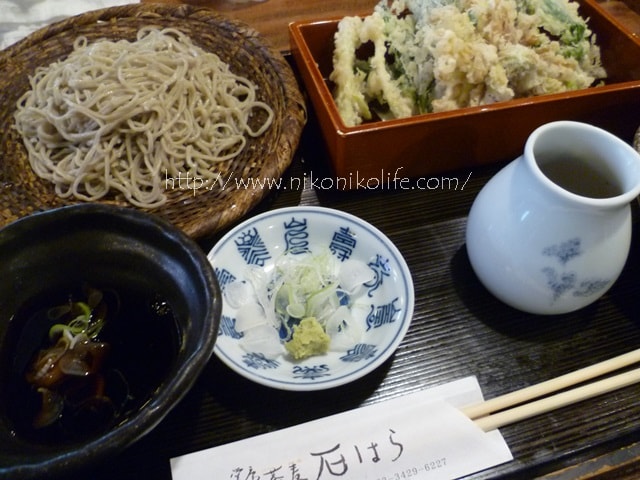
[466,121,640,315]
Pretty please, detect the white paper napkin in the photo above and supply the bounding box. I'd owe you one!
[170,377,513,480]
[0,0,135,50]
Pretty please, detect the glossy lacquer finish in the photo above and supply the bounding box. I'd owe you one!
[289,0,640,182]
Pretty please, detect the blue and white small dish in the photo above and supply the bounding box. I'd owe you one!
[207,206,414,390]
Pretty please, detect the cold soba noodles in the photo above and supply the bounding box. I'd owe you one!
[14,27,274,208]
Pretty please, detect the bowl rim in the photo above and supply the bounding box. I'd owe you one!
[0,203,221,479]
[208,205,415,391]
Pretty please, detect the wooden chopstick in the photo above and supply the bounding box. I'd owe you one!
[470,368,640,432]
[461,348,640,432]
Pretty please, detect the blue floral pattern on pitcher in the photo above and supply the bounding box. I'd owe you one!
[541,237,610,303]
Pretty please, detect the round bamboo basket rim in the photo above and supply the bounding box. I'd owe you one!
[0,3,307,239]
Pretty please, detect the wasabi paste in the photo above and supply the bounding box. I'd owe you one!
[285,317,331,360]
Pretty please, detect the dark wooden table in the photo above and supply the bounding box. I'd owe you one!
[59,0,640,478]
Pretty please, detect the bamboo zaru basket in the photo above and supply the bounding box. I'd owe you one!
[0,3,306,238]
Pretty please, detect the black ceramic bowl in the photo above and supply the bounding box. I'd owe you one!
[0,204,221,479]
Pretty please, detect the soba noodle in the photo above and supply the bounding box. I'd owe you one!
[14,27,275,208]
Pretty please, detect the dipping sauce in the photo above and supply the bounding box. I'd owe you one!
[2,284,180,444]
[537,155,623,199]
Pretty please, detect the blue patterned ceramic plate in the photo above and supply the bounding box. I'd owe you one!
[207,206,414,390]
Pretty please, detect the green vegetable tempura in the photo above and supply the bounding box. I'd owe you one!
[331,0,606,126]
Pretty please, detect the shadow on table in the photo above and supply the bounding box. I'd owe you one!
[450,244,601,343]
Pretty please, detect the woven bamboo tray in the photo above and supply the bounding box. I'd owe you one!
[0,3,306,239]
